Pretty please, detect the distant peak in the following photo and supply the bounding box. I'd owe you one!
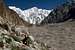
[32,7,38,9]
[9,6,53,24]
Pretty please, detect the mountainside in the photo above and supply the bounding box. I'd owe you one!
[0,0,75,50]
[9,6,52,24]
[41,0,75,24]
[0,0,32,28]
[0,0,48,50]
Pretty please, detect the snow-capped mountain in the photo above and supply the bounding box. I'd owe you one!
[9,6,52,24]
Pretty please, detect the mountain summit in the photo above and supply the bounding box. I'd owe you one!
[9,6,52,24]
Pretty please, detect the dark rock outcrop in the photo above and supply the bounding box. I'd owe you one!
[68,5,75,19]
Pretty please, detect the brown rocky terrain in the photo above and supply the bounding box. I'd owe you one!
[0,0,32,28]
[28,21,75,50]
[0,0,48,50]
[0,0,75,50]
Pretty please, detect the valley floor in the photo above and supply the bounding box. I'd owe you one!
[28,21,75,50]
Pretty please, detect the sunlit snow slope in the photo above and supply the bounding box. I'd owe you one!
[9,6,52,24]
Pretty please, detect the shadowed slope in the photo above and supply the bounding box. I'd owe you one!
[41,1,75,24]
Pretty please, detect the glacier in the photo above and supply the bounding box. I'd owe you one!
[9,6,52,24]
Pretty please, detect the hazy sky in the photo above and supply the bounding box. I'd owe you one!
[5,0,66,10]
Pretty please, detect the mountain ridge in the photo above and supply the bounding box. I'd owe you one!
[41,1,75,24]
[9,6,52,24]
[0,0,32,28]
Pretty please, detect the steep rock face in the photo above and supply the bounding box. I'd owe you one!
[0,0,6,17]
[0,0,32,27]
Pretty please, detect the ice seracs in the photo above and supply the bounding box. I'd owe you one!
[9,6,52,24]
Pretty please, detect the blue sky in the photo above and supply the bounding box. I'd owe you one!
[5,0,66,10]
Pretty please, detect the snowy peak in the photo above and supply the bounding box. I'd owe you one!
[24,7,51,16]
[9,6,52,24]
[9,6,23,15]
